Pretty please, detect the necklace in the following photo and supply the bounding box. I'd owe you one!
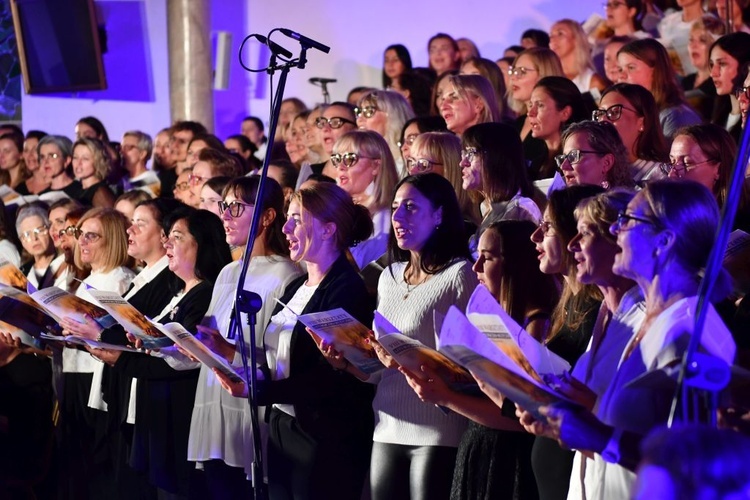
[402,271,428,300]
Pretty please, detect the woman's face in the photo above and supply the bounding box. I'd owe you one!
[604,41,626,82]
[391,182,442,254]
[174,170,196,206]
[408,142,445,176]
[472,228,505,299]
[612,193,659,281]
[127,205,165,263]
[60,217,78,264]
[49,207,69,248]
[384,49,406,80]
[283,199,324,263]
[429,37,459,75]
[72,144,97,182]
[77,217,106,269]
[459,147,483,191]
[709,46,739,96]
[549,23,575,60]
[199,185,224,217]
[320,105,356,156]
[605,0,635,30]
[23,137,40,173]
[221,192,255,247]
[333,148,380,197]
[559,132,610,187]
[75,122,97,140]
[528,87,569,142]
[597,91,643,159]
[285,116,309,164]
[687,28,711,71]
[185,139,208,168]
[668,135,719,190]
[439,84,481,135]
[716,0,742,22]
[19,215,52,259]
[400,122,421,164]
[356,103,388,137]
[567,213,620,286]
[189,161,212,206]
[617,52,654,89]
[460,60,481,75]
[114,199,137,221]
[224,138,249,160]
[510,54,540,103]
[163,218,198,280]
[0,139,21,171]
[40,144,69,181]
[304,109,323,151]
[530,208,566,275]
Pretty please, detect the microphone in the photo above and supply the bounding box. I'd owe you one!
[279,28,330,54]
[256,34,292,59]
[309,77,337,84]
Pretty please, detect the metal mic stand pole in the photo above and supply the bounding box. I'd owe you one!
[231,53,299,500]
[667,115,750,426]
[320,81,331,104]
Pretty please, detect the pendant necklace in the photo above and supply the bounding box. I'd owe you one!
[403,272,428,300]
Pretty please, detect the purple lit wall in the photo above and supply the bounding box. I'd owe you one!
[19,0,603,142]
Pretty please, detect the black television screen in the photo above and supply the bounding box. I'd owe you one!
[10,0,106,94]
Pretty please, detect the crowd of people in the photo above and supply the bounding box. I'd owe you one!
[1,0,750,499]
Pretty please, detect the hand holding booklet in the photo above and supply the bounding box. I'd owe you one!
[88,289,173,348]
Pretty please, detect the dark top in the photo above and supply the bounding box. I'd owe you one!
[114,280,213,494]
[41,180,84,200]
[682,73,717,122]
[158,169,177,199]
[260,254,376,444]
[79,180,116,207]
[15,182,30,196]
[532,293,601,500]
[516,114,550,182]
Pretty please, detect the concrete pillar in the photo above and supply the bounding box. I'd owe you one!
[167,0,213,131]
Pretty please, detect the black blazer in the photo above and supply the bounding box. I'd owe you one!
[260,253,375,445]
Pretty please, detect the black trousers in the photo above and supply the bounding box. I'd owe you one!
[370,441,457,500]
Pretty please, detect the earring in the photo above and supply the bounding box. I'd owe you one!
[601,180,610,189]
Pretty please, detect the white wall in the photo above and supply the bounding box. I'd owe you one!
[19,0,603,140]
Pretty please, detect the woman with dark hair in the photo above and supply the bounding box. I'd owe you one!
[365,173,478,500]
[185,176,301,498]
[390,70,435,117]
[593,83,669,183]
[428,33,462,76]
[383,44,412,89]
[665,123,750,231]
[72,137,117,208]
[617,38,701,140]
[0,132,28,190]
[76,116,111,143]
[215,182,375,499]
[527,76,588,179]
[0,199,21,267]
[401,219,559,499]
[709,32,750,142]
[522,180,736,499]
[398,115,448,165]
[16,130,49,195]
[460,122,541,258]
[557,121,634,189]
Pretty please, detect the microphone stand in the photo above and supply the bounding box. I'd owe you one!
[231,45,302,500]
[667,116,750,426]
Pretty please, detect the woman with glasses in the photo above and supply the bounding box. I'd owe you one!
[556,120,634,189]
[38,135,83,199]
[185,176,301,498]
[189,148,243,209]
[72,137,117,208]
[331,130,399,268]
[356,90,415,176]
[617,38,701,141]
[55,207,89,294]
[549,19,608,94]
[708,32,750,142]
[398,115,448,167]
[518,185,604,500]
[436,74,503,139]
[522,180,736,500]
[665,123,750,231]
[460,122,541,259]
[16,203,60,289]
[173,168,197,206]
[409,132,481,229]
[593,83,669,183]
[527,76,588,180]
[308,102,358,181]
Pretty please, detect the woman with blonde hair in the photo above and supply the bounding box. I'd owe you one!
[437,74,502,137]
[409,131,481,228]
[549,19,608,93]
[72,137,116,208]
[460,57,512,120]
[331,130,399,267]
[356,90,415,176]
